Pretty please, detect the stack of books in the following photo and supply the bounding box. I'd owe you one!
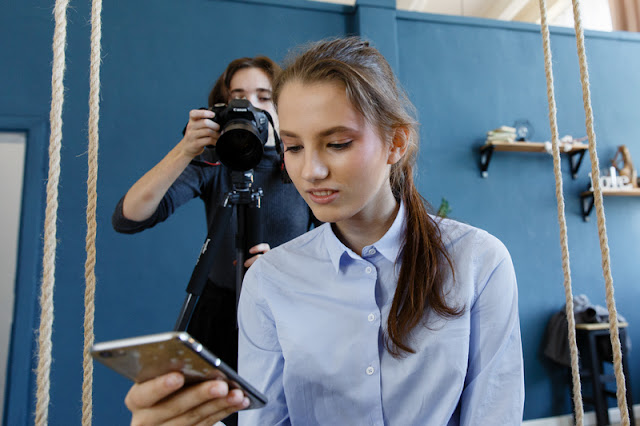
[486,126,516,143]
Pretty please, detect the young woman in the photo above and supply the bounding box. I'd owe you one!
[124,37,523,425]
[114,56,314,426]
[236,37,524,425]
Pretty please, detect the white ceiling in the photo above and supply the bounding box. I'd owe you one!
[311,0,614,31]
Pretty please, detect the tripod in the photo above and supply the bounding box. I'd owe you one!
[173,169,263,332]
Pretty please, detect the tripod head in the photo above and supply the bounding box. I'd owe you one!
[224,170,264,208]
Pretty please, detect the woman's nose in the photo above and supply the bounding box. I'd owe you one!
[301,151,329,182]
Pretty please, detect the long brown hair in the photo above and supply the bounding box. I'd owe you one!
[273,37,463,357]
[208,56,282,107]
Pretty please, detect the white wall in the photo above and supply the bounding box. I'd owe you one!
[0,131,26,421]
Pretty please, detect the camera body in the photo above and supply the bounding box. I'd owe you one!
[210,98,270,171]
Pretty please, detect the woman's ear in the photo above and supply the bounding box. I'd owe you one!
[387,126,409,165]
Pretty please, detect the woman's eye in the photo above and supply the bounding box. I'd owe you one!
[328,141,353,150]
[260,97,272,102]
[284,145,302,153]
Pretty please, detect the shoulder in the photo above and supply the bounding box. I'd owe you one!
[262,224,329,266]
[243,224,329,290]
[434,217,515,301]
[436,217,510,263]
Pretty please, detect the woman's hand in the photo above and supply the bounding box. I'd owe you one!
[179,109,220,158]
[244,243,271,268]
[125,372,249,426]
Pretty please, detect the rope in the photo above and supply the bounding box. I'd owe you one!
[82,0,103,424]
[570,0,630,423]
[536,1,584,423]
[35,0,69,424]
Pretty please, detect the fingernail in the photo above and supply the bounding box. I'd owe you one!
[209,383,226,397]
[165,373,183,388]
[242,397,250,407]
[228,390,243,403]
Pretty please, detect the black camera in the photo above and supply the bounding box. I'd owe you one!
[210,98,271,171]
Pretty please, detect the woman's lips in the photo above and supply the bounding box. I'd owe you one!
[307,189,339,204]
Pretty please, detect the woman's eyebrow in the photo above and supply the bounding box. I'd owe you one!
[318,126,357,138]
[230,88,272,96]
[280,126,355,140]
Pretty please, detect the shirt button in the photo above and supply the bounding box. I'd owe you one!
[366,366,375,375]
[368,313,375,322]
[365,266,372,274]
[368,248,376,255]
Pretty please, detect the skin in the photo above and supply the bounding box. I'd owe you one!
[121,67,277,267]
[125,372,249,426]
[278,81,408,255]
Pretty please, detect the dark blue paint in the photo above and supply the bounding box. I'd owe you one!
[1,0,639,423]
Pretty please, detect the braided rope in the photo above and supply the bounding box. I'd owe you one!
[82,0,103,424]
[570,1,630,423]
[35,0,69,424]
[536,1,584,423]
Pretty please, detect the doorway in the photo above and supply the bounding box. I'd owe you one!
[0,131,26,423]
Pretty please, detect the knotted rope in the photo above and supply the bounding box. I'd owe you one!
[570,0,630,423]
[537,0,584,423]
[35,1,69,424]
[82,0,103,424]
[538,0,630,424]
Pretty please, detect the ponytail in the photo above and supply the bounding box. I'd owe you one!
[386,161,462,357]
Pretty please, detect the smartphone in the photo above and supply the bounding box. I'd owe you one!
[91,331,267,410]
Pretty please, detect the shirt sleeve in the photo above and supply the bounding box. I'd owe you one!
[237,261,290,426]
[111,161,211,234]
[459,239,525,425]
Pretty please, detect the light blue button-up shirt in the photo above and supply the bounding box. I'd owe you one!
[238,204,524,425]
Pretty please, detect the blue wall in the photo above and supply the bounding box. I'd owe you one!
[2,0,639,424]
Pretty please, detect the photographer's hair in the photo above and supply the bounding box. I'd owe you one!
[273,36,463,357]
[208,56,282,108]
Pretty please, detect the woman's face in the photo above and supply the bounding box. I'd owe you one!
[279,80,402,227]
[228,67,279,143]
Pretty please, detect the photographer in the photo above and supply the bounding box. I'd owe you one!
[112,56,314,426]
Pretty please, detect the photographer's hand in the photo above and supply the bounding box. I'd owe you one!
[121,109,220,222]
[125,372,248,426]
[244,243,271,268]
[180,109,220,156]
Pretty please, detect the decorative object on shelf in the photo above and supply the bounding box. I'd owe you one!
[542,135,588,154]
[611,145,639,188]
[479,136,588,179]
[436,198,452,218]
[587,168,634,191]
[580,168,640,220]
[513,119,534,142]
[486,125,516,143]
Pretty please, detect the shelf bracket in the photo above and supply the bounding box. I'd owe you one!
[569,150,587,179]
[479,144,495,178]
[580,191,595,221]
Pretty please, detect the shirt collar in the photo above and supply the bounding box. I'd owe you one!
[323,201,406,274]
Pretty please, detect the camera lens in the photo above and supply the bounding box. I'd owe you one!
[216,121,264,171]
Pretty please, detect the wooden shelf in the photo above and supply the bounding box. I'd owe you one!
[576,322,628,330]
[580,187,640,221]
[479,140,588,178]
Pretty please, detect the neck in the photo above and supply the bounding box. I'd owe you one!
[332,198,400,256]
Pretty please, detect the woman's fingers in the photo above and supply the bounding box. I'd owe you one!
[128,378,247,426]
[248,243,270,255]
[164,389,249,426]
[189,109,215,121]
[125,372,185,411]
[244,243,271,268]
